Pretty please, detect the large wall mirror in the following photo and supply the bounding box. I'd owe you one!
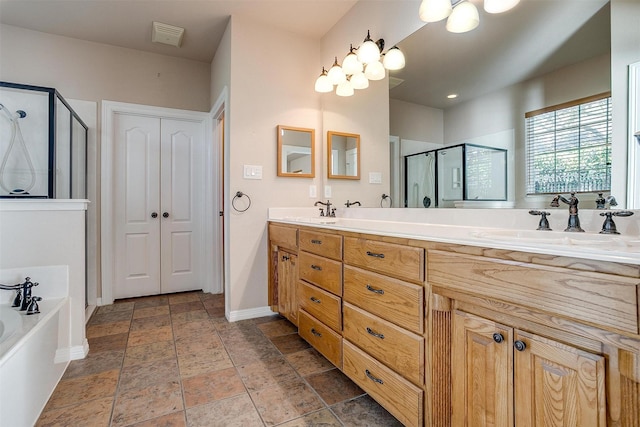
[327,131,360,180]
[277,125,315,178]
[389,0,611,207]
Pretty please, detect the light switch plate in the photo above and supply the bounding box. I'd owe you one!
[243,165,262,180]
[309,185,317,198]
[369,172,382,184]
[324,185,332,198]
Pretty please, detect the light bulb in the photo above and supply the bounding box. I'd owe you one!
[446,1,479,33]
[314,67,333,93]
[383,46,405,70]
[342,45,363,75]
[327,57,346,85]
[484,0,520,14]
[336,79,354,97]
[364,60,385,81]
[350,72,369,90]
[419,0,453,22]
[356,31,381,64]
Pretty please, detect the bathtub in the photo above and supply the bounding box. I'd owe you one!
[0,298,69,427]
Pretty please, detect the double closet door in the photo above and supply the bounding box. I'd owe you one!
[113,113,205,299]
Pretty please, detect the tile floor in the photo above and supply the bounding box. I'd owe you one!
[36,291,403,426]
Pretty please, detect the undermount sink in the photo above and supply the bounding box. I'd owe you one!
[471,229,637,250]
[282,216,338,225]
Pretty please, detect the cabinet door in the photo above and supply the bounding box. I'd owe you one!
[514,330,606,427]
[452,311,513,427]
[277,250,298,326]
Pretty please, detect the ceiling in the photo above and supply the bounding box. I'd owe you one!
[0,0,611,109]
[390,0,611,109]
[0,0,358,63]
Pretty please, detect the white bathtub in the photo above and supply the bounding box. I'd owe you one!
[0,298,69,427]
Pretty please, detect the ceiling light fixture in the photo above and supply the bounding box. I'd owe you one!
[314,30,405,96]
[447,93,458,99]
[419,0,519,33]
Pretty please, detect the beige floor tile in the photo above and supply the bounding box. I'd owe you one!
[111,380,183,427]
[177,350,233,378]
[330,395,404,427]
[168,292,201,305]
[118,358,180,392]
[170,301,204,314]
[62,350,124,379]
[171,309,210,325]
[304,368,364,405]
[185,393,264,427]
[256,319,297,337]
[88,332,129,354]
[133,295,168,309]
[132,305,170,319]
[127,325,174,347]
[45,369,119,409]
[123,340,176,367]
[89,309,133,325]
[126,411,186,427]
[130,314,172,331]
[172,319,216,340]
[269,333,311,354]
[96,302,134,314]
[237,357,300,392]
[182,366,246,407]
[86,320,131,339]
[276,409,342,427]
[250,378,324,426]
[36,396,113,427]
[285,348,334,376]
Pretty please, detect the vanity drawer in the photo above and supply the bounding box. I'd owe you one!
[299,230,342,261]
[298,309,342,369]
[297,281,342,332]
[343,340,423,427]
[344,237,424,284]
[343,302,424,386]
[269,223,298,251]
[428,250,640,335]
[298,251,343,296]
[344,265,424,334]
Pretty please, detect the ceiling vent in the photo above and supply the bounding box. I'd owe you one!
[152,21,184,47]
[389,76,405,90]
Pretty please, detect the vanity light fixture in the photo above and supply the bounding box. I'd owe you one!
[419,0,519,33]
[314,30,405,96]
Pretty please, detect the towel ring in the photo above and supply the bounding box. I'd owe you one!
[232,191,251,212]
[380,193,392,208]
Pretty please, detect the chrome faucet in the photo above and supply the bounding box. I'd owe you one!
[314,200,334,217]
[595,193,618,209]
[345,200,361,208]
[551,192,584,232]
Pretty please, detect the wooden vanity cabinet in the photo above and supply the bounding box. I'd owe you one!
[452,310,606,427]
[268,223,299,325]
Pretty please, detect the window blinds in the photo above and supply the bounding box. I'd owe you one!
[525,93,611,195]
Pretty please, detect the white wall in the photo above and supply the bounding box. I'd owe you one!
[225,16,322,312]
[390,98,444,144]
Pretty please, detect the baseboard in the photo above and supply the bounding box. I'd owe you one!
[85,304,97,324]
[228,306,276,322]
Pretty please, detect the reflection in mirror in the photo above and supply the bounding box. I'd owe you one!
[277,125,315,178]
[328,131,360,180]
[389,0,611,207]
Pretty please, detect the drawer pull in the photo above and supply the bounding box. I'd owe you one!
[366,284,385,295]
[311,239,322,245]
[311,328,322,337]
[366,251,385,259]
[365,369,384,385]
[310,296,322,304]
[366,327,385,340]
[311,264,323,271]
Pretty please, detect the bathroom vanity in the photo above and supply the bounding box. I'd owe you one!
[268,209,639,427]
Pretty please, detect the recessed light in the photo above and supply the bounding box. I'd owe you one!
[447,93,458,99]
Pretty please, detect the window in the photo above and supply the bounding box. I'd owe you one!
[525,93,611,195]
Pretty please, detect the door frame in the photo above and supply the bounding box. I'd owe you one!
[101,101,214,305]
[627,61,640,209]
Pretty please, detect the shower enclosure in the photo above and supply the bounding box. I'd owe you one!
[404,143,507,208]
[0,81,88,199]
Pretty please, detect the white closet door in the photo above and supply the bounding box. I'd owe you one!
[113,113,161,298]
[160,119,204,293]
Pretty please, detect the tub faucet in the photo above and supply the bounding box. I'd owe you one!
[345,200,361,208]
[595,193,618,209]
[551,192,584,232]
[314,200,334,217]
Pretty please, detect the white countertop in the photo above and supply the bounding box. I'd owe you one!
[268,207,640,266]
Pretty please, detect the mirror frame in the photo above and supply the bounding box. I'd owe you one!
[277,125,315,178]
[327,130,361,180]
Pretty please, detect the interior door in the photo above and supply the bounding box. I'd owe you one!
[159,118,204,293]
[113,113,161,298]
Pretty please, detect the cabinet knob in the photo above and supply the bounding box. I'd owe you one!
[151,212,158,218]
[492,333,504,344]
[163,212,169,218]
[281,255,290,261]
[514,340,527,352]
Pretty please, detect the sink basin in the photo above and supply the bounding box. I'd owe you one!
[282,217,338,225]
[470,229,634,250]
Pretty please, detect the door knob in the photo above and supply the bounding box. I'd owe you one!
[151,212,158,218]
[163,212,169,218]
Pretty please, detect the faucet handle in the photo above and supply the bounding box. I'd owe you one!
[529,210,552,231]
[599,210,634,234]
[318,208,325,217]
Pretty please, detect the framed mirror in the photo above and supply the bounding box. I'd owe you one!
[277,125,315,178]
[327,131,360,180]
